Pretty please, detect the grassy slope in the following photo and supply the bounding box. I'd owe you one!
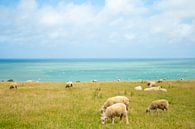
[0,80,194,129]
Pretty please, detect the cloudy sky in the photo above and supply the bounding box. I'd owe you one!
[0,0,195,58]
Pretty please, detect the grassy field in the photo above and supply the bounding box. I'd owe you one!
[0,80,195,129]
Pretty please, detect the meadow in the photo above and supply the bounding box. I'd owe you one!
[0,80,194,129]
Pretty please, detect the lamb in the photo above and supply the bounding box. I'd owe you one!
[101,96,129,113]
[147,81,156,87]
[65,81,73,88]
[9,82,17,89]
[134,86,143,91]
[146,99,169,113]
[101,103,129,124]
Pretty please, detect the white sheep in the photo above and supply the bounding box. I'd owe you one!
[65,81,73,88]
[92,80,97,82]
[159,88,167,92]
[101,103,129,124]
[144,86,161,91]
[9,82,17,89]
[144,86,167,92]
[101,96,129,113]
[146,99,169,113]
[134,86,143,91]
[147,81,156,87]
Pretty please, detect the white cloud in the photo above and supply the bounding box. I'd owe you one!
[0,0,195,58]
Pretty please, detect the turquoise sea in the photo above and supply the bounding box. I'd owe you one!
[0,58,194,82]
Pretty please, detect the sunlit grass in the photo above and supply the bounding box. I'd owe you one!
[0,80,194,129]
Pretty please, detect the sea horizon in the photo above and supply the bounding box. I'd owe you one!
[0,58,195,82]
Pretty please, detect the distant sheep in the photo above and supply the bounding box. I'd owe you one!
[92,80,97,82]
[159,88,167,92]
[9,82,17,89]
[134,86,143,91]
[146,99,169,113]
[65,81,73,88]
[144,86,167,92]
[147,81,156,87]
[157,79,163,83]
[101,103,129,124]
[101,96,129,113]
[144,86,161,91]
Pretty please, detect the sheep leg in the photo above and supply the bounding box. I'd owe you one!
[111,117,115,124]
[125,115,129,124]
[119,115,123,123]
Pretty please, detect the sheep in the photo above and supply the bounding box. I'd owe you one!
[92,80,97,82]
[144,86,167,92]
[9,82,17,89]
[159,88,167,92]
[144,86,161,91]
[134,86,143,91]
[101,96,129,113]
[147,81,156,87]
[101,103,129,124]
[157,79,163,83]
[146,99,169,113]
[65,81,73,88]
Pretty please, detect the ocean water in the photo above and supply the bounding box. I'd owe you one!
[0,58,194,82]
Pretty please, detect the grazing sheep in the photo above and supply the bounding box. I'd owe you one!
[144,86,161,91]
[157,79,163,83]
[65,81,73,88]
[134,86,143,91]
[101,96,129,113]
[9,82,17,89]
[101,103,129,124]
[147,81,156,87]
[146,99,169,113]
[92,80,97,82]
[159,88,167,92]
[144,86,167,92]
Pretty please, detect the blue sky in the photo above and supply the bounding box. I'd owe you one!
[0,0,195,58]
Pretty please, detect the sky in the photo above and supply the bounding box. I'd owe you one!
[0,0,195,58]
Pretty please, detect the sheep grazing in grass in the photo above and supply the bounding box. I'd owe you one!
[65,81,73,88]
[144,86,161,91]
[144,86,167,92]
[159,88,167,92]
[147,81,156,87]
[92,80,97,82]
[157,79,163,83]
[101,96,129,113]
[146,99,169,113]
[9,82,17,89]
[134,86,143,91]
[101,103,129,124]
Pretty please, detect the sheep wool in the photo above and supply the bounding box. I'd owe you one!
[101,103,129,124]
[146,99,169,113]
[65,81,73,88]
[101,96,129,113]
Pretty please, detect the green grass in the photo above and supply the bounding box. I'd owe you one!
[0,80,195,129]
